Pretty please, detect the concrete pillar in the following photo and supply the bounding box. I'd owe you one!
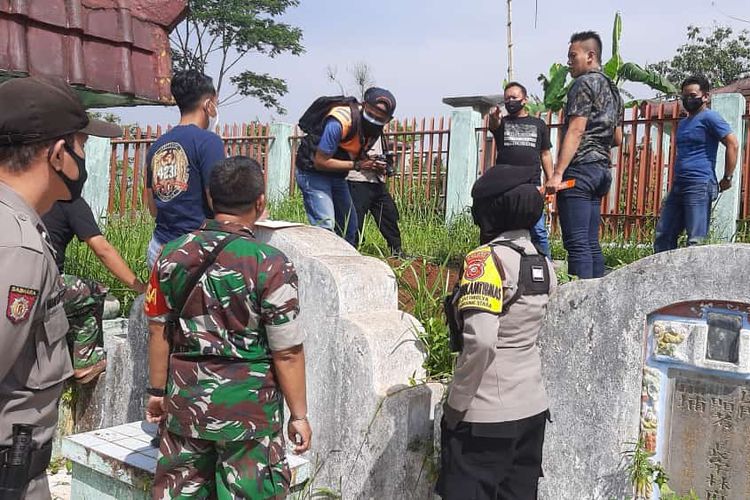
[445,107,482,223]
[82,136,112,220]
[266,122,294,203]
[711,93,746,242]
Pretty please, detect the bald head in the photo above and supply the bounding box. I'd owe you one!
[568,31,602,77]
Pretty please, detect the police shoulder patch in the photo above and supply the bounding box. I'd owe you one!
[6,285,38,324]
[457,246,503,314]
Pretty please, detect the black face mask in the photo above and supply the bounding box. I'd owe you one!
[682,95,704,113]
[504,99,524,115]
[58,143,88,200]
[361,118,383,138]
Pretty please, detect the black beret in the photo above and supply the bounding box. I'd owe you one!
[471,164,539,200]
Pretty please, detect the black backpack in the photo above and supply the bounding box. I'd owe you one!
[295,96,360,172]
[444,241,550,352]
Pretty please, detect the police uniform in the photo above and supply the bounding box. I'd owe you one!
[0,182,72,499]
[0,76,121,499]
[439,167,556,500]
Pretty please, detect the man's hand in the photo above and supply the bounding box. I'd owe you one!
[488,106,502,130]
[132,279,146,295]
[719,177,732,192]
[355,159,387,174]
[145,396,166,423]
[288,418,312,454]
[545,172,564,195]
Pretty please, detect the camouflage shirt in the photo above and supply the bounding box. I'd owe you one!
[144,219,303,441]
[563,70,624,165]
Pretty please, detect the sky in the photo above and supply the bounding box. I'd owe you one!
[113,0,750,127]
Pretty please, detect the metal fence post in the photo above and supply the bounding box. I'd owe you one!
[711,93,747,242]
[266,122,294,203]
[445,107,482,224]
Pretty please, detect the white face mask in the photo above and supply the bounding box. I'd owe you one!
[207,100,220,132]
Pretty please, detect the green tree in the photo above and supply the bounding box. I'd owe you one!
[170,0,304,113]
[534,12,678,112]
[647,25,750,88]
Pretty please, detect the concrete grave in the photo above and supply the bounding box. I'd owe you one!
[53,311,149,458]
[253,223,436,499]
[538,244,750,500]
[62,420,310,499]
[60,223,437,499]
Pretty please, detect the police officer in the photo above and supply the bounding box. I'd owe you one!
[438,166,557,500]
[0,77,121,499]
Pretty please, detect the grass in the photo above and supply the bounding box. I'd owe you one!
[271,185,479,266]
[65,212,153,315]
[65,186,747,378]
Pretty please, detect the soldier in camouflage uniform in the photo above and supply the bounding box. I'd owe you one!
[145,156,311,499]
[43,196,146,383]
[62,274,107,370]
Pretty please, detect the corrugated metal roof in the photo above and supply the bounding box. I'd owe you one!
[0,0,188,107]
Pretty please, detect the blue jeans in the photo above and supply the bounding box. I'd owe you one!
[530,212,550,257]
[654,180,718,253]
[295,169,359,246]
[557,162,612,279]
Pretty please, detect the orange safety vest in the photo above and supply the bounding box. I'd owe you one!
[326,105,364,158]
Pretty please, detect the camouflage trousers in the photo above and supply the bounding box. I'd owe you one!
[62,274,108,369]
[152,428,291,500]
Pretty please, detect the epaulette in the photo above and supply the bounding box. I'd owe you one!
[0,202,43,253]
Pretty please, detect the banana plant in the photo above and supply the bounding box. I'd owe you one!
[536,12,678,112]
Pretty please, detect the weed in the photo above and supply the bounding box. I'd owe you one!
[621,439,699,500]
[64,212,153,314]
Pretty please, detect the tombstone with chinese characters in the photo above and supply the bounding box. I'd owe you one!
[537,244,750,500]
[644,306,750,499]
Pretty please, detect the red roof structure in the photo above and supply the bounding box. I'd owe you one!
[0,0,188,107]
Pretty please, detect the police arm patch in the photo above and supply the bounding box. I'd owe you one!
[456,247,503,314]
[6,285,38,324]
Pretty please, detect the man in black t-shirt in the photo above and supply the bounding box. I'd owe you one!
[488,81,554,256]
[43,198,145,383]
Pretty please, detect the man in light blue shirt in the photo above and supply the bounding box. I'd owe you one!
[654,75,739,252]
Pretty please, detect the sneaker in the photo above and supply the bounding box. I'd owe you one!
[74,358,107,385]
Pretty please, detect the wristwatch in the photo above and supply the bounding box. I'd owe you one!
[146,387,165,397]
[723,174,733,181]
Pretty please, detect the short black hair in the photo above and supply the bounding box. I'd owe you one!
[210,156,265,215]
[504,81,528,97]
[681,75,710,93]
[0,134,74,173]
[570,31,602,62]
[170,70,216,113]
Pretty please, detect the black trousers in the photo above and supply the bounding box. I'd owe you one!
[347,181,402,252]
[437,411,549,500]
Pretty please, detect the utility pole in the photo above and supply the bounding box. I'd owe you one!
[506,0,514,81]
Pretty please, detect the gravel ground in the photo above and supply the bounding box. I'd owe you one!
[48,469,72,500]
